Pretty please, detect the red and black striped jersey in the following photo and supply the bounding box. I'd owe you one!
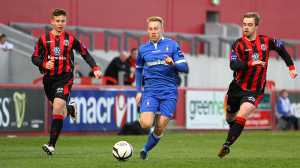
[229,35,295,94]
[32,31,100,77]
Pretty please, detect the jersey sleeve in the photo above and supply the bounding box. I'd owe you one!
[73,38,100,71]
[135,48,144,92]
[172,42,188,73]
[269,38,295,70]
[229,40,247,71]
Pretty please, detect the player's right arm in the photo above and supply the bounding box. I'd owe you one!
[135,48,144,105]
[32,37,54,72]
[229,41,246,71]
[31,37,45,68]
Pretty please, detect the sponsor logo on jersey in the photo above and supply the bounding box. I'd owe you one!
[151,50,161,53]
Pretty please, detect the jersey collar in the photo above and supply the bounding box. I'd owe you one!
[150,36,165,49]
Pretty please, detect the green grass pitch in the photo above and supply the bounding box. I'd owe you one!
[1,131,300,168]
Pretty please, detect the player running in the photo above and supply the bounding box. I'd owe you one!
[135,16,189,160]
[218,12,298,158]
[32,9,102,155]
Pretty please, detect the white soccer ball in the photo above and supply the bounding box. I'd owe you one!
[112,141,133,161]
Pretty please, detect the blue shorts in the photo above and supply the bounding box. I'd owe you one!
[140,95,177,118]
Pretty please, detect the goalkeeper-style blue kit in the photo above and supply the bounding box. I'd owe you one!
[136,37,188,118]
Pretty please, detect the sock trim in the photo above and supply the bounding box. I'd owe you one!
[235,116,246,125]
[53,114,64,119]
[152,132,163,139]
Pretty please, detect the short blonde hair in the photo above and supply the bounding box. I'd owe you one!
[147,16,164,27]
[243,12,260,26]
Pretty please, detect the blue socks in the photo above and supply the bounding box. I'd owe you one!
[143,132,161,152]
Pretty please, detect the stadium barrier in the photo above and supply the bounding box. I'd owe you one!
[184,87,274,130]
[0,85,47,134]
[0,84,299,135]
[62,87,138,132]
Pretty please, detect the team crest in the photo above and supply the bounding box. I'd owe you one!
[64,40,69,46]
[165,46,169,52]
[252,52,259,61]
[261,44,266,51]
[54,47,60,57]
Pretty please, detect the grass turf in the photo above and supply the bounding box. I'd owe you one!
[0,131,299,168]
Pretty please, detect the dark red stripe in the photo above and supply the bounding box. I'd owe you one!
[49,33,55,76]
[41,35,48,73]
[63,78,73,95]
[254,94,264,107]
[250,37,263,92]
[256,37,266,92]
[62,33,69,74]
[58,32,65,75]
[80,41,88,55]
[66,35,74,72]
[241,38,253,91]
[33,39,40,57]
[52,114,64,119]
[45,33,51,75]
[236,42,244,81]
[260,36,270,90]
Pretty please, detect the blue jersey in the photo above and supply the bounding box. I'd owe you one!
[136,37,188,99]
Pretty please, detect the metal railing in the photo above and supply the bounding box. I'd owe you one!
[9,22,214,56]
[9,22,300,59]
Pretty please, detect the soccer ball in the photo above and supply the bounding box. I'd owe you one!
[112,141,133,161]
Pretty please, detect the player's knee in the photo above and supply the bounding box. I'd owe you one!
[154,126,165,136]
[139,121,152,129]
[52,105,64,114]
[52,98,66,114]
[238,102,256,117]
[154,129,163,136]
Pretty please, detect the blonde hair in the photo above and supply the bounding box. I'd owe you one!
[147,16,164,27]
[243,12,261,26]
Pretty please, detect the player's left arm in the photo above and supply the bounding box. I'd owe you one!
[269,38,297,78]
[135,48,144,93]
[73,38,102,78]
[167,42,189,73]
[135,48,144,105]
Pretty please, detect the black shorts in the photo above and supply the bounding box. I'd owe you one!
[225,81,264,114]
[43,73,73,103]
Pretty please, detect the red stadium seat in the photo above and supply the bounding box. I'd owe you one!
[80,77,92,85]
[101,76,118,85]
